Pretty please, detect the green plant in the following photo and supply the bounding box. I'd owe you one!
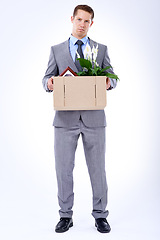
[76,58,119,80]
[76,43,119,80]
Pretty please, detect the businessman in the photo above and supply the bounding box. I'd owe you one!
[42,5,117,233]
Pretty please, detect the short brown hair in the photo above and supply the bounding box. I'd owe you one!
[73,5,94,20]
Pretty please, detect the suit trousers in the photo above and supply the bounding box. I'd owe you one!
[54,117,109,219]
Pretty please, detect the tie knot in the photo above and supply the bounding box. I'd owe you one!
[76,40,83,46]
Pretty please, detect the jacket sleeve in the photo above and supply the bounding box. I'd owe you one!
[42,46,58,92]
[102,45,117,90]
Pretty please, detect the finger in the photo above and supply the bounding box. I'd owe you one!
[50,77,54,84]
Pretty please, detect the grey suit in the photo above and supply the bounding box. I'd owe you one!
[42,38,117,219]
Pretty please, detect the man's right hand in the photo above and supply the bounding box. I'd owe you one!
[47,77,54,91]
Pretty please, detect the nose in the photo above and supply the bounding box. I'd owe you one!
[80,20,85,27]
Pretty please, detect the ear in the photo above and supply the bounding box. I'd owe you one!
[71,16,74,23]
[90,20,94,27]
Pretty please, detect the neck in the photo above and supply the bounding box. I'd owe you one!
[71,33,87,40]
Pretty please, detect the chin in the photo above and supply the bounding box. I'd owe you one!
[77,33,85,38]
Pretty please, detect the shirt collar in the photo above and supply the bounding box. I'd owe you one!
[70,35,88,45]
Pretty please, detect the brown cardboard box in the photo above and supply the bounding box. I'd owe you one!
[53,76,107,110]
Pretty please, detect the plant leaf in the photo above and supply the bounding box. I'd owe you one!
[101,66,112,72]
[105,72,119,80]
[77,58,92,69]
[77,71,87,76]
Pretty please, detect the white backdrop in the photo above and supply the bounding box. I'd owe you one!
[0,0,160,239]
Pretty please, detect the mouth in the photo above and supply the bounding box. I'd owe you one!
[78,29,85,32]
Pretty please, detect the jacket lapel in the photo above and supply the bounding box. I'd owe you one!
[63,39,79,73]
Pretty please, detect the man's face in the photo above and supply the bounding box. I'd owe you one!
[71,9,93,39]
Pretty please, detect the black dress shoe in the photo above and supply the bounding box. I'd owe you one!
[95,218,111,233]
[55,218,73,233]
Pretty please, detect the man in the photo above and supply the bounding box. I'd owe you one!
[42,5,117,233]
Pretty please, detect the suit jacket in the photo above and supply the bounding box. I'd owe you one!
[42,38,117,127]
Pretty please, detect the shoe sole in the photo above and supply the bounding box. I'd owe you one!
[55,222,73,233]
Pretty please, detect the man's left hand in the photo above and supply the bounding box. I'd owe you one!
[106,77,111,90]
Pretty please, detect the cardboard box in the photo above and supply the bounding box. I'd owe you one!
[53,76,107,110]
